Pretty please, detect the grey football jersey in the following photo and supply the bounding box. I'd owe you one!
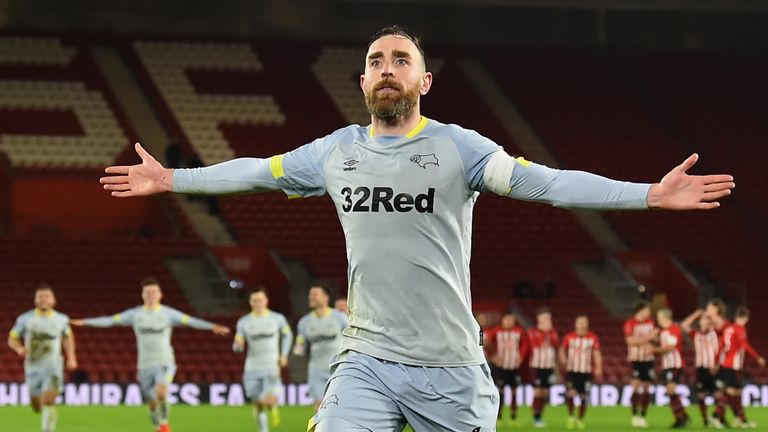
[296,309,348,371]
[83,305,215,370]
[235,310,293,373]
[174,117,650,367]
[10,310,71,370]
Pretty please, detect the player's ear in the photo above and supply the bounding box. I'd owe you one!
[420,72,433,96]
[360,74,366,92]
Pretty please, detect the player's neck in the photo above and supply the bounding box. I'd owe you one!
[143,303,161,311]
[251,309,269,317]
[370,110,424,137]
[314,306,331,317]
[34,308,54,317]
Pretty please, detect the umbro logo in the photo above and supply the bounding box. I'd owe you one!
[343,160,358,172]
[410,153,439,169]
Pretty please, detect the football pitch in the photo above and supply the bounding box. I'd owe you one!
[3,405,767,431]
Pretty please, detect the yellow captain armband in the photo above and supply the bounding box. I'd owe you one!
[9,330,20,339]
[181,314,190,325]
[269,154,286,179]
[282,325,291,333]
[234,334,245,342]
[515,156,532,167]
[113,314,122,322]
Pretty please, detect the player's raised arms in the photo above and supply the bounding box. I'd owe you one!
[103,143,733,212]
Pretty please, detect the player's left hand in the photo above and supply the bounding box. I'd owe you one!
[758,357,766,367]
[66,357,78,370]
[212,325,230,336]
[279,355,288,368]
[647,153,735,210]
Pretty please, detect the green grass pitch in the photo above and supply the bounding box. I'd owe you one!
[2,404,767,431]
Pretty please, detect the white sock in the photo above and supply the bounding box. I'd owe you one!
[159,400,170,424]
[149,406,161,427]
[41,406,57,432]
[258,411,269,432]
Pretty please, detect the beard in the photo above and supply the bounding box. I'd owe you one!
[364,78,420,125]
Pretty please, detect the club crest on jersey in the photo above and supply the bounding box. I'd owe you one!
[410,153,439,169]
[319,394,339,410]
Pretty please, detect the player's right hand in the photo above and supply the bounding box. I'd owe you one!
[212,325,230,336]
[100,143,174,197]
[70,319,85,327]
[14,346,26,357]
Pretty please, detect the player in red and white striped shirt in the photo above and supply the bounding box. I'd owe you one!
[713,307,766,428]
[558,315,602,430]
[485,311,528,426]
[623,301,658,428]
[528,307,559,428]
[654,308,689,428]
[680,309,719,427]
[703,298,731,428]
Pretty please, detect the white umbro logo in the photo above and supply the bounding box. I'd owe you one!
[343,160,358,172]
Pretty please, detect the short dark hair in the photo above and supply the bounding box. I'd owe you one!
[633,300,651,314]
[367,25,426,68]
[735,306,750,319]
[536,307,551,317]
[141,277,161,288]
[36,283,53,293]
[310,283,332,299]
[708,298,726,316]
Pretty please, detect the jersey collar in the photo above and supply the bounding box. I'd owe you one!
[143,304,161,312]
[369,116,429,139]
[34,308,55,317]
[313,307,332,318]
[251,309,270,317]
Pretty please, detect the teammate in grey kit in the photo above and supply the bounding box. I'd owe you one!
[71,278,229,432]
[7,285,77,432]
[98,25,735,432]
[233,288,293,432]
[293,285,348,410]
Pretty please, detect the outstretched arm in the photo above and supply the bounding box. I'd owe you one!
[486,150,734,210]
[170,310,229,335]
[72,312,132,328]
[100,143,278,197]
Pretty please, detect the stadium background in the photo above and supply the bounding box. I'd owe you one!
[1,0,767,413]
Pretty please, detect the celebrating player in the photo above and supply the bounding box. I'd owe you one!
[97,23,735,431]
[233,288,293,432]
[559,315,601,430]
[293,285,348,410]
[486,311,529,426]
[703,298,730,427]
[680,309,719,427]
[528,307,559,428]
[7,285,77,432]
[712,307,766,428]
[71,278,229,432]
[654,308,689,428]
[624,301,658,428]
